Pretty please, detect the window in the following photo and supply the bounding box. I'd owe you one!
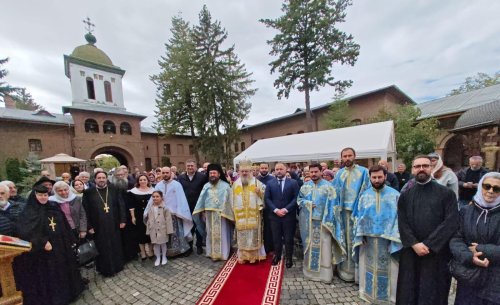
[104,81,113,102]
[234,143,239,152]
[80,71,85,76]
[84,119,99,133]
[351,119,362,125]
[177,144,184,155]
[120,122,132,135]
[241,142,246,151]
[111,77,115,83]
[145,158,152,171]
[103,120,116,134]
[28,139,42,152]
[189,145,194,155]
[98,75,103,80]
[86,77,95,99]
[163,144,171,155]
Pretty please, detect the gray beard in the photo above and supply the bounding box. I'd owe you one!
[240,176,250,186]
[113,178,128,190]
[0,200,8,207]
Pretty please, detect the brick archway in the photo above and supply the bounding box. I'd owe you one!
[91,146,134,167]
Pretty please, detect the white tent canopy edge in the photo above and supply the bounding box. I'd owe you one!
[233,120,396,169]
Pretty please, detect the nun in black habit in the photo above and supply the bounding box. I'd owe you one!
[15,184,84,305]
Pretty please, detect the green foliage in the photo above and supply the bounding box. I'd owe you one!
[5,158,23,183]
[0,57,18,102]
[152,7,256,166]
[95,156,120,172]
[18,153,42,197]
[13,88,43,111]
[449,71,500,96]
[161,156,171,167]
[325,99,353,129]
[369,105,439,167]
[151,16,200,162]
[260,0,360,132]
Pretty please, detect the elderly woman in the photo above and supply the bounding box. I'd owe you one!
[50,181,87,239]
[429,152,459,198]
[15,184,84,305]
[450,172,500,305]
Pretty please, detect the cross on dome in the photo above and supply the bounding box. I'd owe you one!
[83,17,95,34]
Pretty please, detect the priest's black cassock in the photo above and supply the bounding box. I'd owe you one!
[396,180,459,305]
[83,184,126,277]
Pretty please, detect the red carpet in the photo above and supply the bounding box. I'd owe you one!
[196,253,284,305]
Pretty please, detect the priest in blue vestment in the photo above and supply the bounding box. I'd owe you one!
[193,164,234,261]
[333,147,370,282]
[298,164,345,283]
[353,165,402,304]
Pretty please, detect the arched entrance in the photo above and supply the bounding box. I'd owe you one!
[443,134,467,171]
[91,146,134,167]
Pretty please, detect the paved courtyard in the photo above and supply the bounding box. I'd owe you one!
[71,251,456,305]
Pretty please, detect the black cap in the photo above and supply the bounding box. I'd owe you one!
[33,184,49,193]
[207,163,228,183]
[33,176,55,187]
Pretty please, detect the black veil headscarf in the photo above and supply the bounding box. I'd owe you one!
[16,185,51,251]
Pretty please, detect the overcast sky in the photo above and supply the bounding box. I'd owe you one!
[2,0,499,127]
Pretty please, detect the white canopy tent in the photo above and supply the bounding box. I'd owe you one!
[40,153,86,179]
[234,120,396,168]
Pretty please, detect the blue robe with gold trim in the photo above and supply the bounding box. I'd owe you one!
[353,186,402,304]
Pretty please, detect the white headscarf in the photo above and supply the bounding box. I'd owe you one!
[473,172,500,208]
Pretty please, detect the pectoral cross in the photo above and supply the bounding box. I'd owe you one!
[48,217,56,231]
[104,203,110,213]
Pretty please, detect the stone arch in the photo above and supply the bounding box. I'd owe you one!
[443,134,468,171]
[90,144,135,167]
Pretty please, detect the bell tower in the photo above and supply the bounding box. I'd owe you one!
[63,18,126,109]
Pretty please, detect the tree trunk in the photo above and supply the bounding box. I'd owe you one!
[305,85,313,132]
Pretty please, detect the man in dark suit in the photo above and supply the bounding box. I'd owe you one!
[178,159,208,254]
[257,163,276,254]
[265,163,299,268]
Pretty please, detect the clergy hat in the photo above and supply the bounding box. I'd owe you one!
[207,163,228,183]
[32,184,49,193]
[33,176,55,187]
[238,158,253,170]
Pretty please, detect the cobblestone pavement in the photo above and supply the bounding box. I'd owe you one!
[72,252,456,305]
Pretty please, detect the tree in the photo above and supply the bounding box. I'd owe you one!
[0,57,18,102]
[261,0,360,132]
[191,5,255,164]
[325,99,352,129]
[370,105,439,167]
[18,152,42,196]
[151,16,201,164]
[95,155,120,172]
[13,88,44,111]
[449,71,500,95]
[5,158,23,183]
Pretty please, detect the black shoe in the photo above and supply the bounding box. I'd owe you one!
[285,257,293,268]
[272,255,281,266]
[196,246,203,255]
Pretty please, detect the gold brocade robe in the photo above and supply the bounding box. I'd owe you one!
[232,177,266,263]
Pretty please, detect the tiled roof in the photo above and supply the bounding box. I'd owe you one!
[417,83,500,119]
[0,107,74,125]
[62,104,146,118]
[453,99,500,131]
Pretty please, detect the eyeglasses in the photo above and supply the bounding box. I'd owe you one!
[412,164,431,169]
[482,184,500,193]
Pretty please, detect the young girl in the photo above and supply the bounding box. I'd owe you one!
[146,191,174,266]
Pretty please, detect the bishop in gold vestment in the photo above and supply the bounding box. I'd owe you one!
[232,161,266,263]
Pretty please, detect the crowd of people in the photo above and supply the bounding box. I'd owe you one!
[0,150,498,305]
